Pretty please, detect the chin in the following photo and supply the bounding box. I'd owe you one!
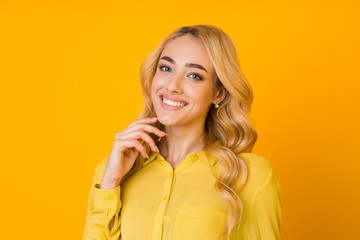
[156,115,182,127]
[156,115,174,126]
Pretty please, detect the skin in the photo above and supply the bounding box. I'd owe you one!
[100,34,226,230]
[151,34,226,169]
[101,34,226,189]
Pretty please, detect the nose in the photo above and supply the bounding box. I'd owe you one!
[166,73,183,94]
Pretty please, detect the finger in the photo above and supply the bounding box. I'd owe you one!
[128,117,158,128]
[122,130,159,152]
[124,147,139,159]
[131,140,149,158]
[121,140,148,158]
[129,124,166,139]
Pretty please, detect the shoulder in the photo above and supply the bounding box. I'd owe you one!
[239,152,274,182]
[238,153,282,238]
[205,149,275,183]
[237,152,281,201]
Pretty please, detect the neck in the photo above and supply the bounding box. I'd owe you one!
[158,124,206,164]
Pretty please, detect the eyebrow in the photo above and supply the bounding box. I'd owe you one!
[159,56,208,73]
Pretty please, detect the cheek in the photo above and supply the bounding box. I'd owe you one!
[151,78,159,95]
[151,73,168,96]
[198,95,212,107]
[151,72,162,87]
[150,84,156,102]
[150,77,161,103]
[187,86,213,106]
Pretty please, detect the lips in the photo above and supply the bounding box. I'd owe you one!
[159,94,188,105]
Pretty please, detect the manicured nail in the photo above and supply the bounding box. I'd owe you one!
[152,117,157,119]
[161,131,167,135]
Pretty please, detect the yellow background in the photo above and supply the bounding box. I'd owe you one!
[1,0,359,239]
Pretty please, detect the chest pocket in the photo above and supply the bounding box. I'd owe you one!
[174,203,228,240]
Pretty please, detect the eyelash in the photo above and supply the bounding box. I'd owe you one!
[158,65,203,80]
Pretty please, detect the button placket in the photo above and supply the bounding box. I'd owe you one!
[152,166,176,239]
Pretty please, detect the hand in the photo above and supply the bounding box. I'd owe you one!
[100,117,166,189]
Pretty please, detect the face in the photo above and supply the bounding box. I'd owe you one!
[151,34,223,128]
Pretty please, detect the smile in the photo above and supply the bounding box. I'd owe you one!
[160,95,188,108]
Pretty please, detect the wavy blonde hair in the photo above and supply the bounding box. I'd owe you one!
[120,25,257,239]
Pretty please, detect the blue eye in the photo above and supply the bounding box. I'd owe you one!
[159,65,203,80]
[159,65,171,72]
[189,73,202,80]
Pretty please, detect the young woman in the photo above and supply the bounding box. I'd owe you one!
[83,25,282,240]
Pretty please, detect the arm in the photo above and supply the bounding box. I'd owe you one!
[83,160,122,240]
[245,168,282,239]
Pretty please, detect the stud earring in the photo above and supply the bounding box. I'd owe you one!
[215,102,219,108]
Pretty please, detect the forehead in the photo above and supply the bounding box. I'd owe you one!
[159,35,215,74]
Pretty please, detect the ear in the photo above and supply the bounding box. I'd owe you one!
[213,87,227,104]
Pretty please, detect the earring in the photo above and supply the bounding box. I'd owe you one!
[215,102,219,108]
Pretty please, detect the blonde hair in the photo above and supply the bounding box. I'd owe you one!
[120,25,257,239]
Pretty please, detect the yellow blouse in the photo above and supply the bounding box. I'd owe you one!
[83,149,282,240]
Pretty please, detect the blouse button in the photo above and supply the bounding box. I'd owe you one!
[154,224,161,230]
[162,195,168,200]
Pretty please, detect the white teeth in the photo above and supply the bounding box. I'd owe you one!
[162,97,186,107]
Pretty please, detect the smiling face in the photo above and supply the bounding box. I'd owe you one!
[151,34,223,129]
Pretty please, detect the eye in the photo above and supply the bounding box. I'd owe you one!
[189,73,203,80]
[158,64,203,80]
[159,65,171,72]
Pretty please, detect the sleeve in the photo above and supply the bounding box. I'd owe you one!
[245,167,282,240]
[83,160,122,240]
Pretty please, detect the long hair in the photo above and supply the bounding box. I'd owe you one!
[120,25,257,239]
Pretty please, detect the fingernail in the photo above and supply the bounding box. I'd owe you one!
[161,131,167,135]
[152,117,157,119]
[156,146,160,152]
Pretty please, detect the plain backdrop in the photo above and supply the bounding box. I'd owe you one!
[0,0,359,239]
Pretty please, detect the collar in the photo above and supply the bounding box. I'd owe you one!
[143,151,158,167]
[207,139,221,166]
[143,140,222,167]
